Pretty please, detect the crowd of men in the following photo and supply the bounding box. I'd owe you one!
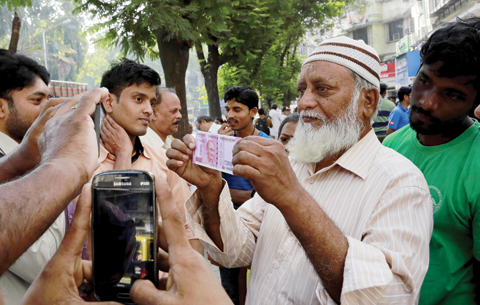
[0,16,480,305]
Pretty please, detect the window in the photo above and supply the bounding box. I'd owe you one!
[387,19,403,42]
[353,27,369,45]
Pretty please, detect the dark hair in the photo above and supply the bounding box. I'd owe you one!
[278,113,299,138]
[380,83,388,95]
[421,17,480,104]
[398,86,412,102]
[101,58,161,99]
[215,117,224,123]
[258,108,265,115]
[223,86,258,110]
[271,103,278,110]
[196,115,213,124]
[282,106,290,112]
[0,49,50,107]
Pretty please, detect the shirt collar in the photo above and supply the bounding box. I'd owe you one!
[0,131,19,155]
[334,129,380,180]
[398,103,408,112]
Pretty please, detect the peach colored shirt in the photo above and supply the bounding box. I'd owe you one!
[186,130,433,304]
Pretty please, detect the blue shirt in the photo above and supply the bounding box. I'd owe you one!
[222,131,270,191]
[388,103,410,131]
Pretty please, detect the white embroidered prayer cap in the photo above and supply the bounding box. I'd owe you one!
[303,36,381,89]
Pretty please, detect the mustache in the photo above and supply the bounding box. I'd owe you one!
[227,119,238,125]
[299,110,326,122]
[411,105,432,117]
[173,120,181,124]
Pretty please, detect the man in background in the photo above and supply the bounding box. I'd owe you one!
[281,106,291,120]
[268,103,282,139]
[384,17,480,304]
[386,86,411,135]
[141,88,182,150]
[373,83,396,142]
[254,108,272,137]
[218,86,270,305]
[196,115,221,134]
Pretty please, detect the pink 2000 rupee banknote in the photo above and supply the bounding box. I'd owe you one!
[193,131,241,174]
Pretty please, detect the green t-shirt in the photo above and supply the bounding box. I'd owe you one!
[383,122,480,305]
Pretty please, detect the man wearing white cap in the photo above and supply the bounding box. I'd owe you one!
[166,36,433,304]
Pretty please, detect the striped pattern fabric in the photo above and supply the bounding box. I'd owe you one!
[373,98,396,141]
[303,36,381,88]
[186,130,433,304]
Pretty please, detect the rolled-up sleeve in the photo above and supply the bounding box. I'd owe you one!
[316,185,433,304]
[185,181,266,268]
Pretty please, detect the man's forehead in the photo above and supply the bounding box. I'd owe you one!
[14,76,49,96]
[298,61,351,84]
[160,92,181,108]
[422,62,478,87]
[123,83,156,98]
[225,99,246,108]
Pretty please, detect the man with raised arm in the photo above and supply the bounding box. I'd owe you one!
[166,37,433,304]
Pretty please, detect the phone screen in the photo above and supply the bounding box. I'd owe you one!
[92,171,156,302]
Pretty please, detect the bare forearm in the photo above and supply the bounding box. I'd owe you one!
[198,178,224,251]
[278,188,348,302]
[0,162,87,275]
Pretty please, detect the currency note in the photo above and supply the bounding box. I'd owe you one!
[193,131,241,174]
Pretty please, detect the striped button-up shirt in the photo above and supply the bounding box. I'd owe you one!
[186,130,433,304]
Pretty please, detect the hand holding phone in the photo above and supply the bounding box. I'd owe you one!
[130,178,233,305]
[20,184,121,305]
[92,170,157,303]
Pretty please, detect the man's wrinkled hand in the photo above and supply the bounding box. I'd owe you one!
[165,134,221,190]
[20,184,120,305]
[130,179,233,305]
[38,88,108,184]
[232,136,302,207]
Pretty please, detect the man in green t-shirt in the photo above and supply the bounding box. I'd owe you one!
[383,17,480,305]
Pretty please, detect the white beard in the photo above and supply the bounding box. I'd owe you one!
[287,93,363,164]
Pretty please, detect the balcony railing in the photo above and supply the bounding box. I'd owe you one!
[49,80,88,98]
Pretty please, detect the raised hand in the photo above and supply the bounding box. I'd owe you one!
[218,123,234,136]
[20,184,120,305]
[232,136,303,208]
[166,134,222,191]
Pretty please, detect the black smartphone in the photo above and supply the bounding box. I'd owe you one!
[91,170,157,303]
[93,103,104,157]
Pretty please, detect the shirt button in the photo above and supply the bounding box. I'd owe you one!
[69,215,73,219]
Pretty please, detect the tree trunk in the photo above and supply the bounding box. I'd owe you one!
[155,29,191,139]
[8,12,21,52]
[196,42,237,119]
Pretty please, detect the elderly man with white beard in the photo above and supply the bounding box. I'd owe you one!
[166,36,433,304]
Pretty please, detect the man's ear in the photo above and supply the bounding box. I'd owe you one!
[102,93,115,114]
[361,88,380,120]
[250,107,258,118]
[0,98,10,120]
[151,105,158,121]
